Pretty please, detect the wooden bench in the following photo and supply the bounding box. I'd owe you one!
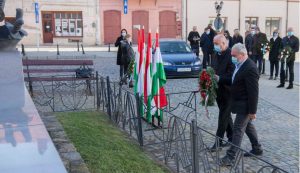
[22,59,95,95]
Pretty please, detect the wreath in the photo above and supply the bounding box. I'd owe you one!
[199,67,218,106]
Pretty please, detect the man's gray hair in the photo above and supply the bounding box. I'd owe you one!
[232,43,248,55]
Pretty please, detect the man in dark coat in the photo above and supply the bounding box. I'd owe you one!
[115,29,127,79]
[232,29,243,45]
[268,30,282,80]
[200,27,213,69]
[210,34,234,151]
[120,34,135,87]
[220,43,263,166]
[188,26,201,57]
[245,27,255,62]
[277,27,299,89]
[251,27,268,75]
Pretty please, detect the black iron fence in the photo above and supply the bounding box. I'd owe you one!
[26,73,298,173]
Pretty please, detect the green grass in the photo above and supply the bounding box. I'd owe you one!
[56,111,169,173]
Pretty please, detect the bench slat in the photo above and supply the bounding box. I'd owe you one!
[22,59,94,66]
[23,69,78,73]
[24,77,96,82]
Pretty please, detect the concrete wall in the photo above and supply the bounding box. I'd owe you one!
[4,0,100,46]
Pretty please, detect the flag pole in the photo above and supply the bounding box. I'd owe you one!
[156,29,161,124]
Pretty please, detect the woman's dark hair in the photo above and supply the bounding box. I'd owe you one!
[224,30,231,36]
[121,29,127,34]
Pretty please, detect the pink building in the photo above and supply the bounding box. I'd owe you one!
[100,0,183,44]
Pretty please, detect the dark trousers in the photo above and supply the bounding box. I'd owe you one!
[192,48,200,57]
[202,51,212,69]
[254,55,263,74]
[119,64,128,78]
[280,60,294,86]
[262,58,265,74]
[216,96,233,143]
[270,60,279,77]
[227,113,261,159]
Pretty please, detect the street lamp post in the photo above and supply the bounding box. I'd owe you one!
[214,1,224,32]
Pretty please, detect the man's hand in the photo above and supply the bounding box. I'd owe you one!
[248,114,256,120]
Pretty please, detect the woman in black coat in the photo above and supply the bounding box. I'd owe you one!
[224,30,233,48]
[115,29,127,79]
[269,30,282,80]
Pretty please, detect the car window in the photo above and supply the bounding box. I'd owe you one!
[160,42,192,54]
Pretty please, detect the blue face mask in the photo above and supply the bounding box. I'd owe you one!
[287,32,294,36]
[214,44,221,53]
[232,56,238,65]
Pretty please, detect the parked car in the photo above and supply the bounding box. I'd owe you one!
[155,39,202,78]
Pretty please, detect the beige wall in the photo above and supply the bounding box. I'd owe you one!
[187,0,300,38]
[4,0,100,46]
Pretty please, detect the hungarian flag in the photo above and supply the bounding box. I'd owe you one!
[151,31,167,121]
[144,31,153,122]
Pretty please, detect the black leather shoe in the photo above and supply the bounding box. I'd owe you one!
[286,85,293,89]
[269,76,273,80]
[220,155,233,167]
[244,149,263,157]
[277,84,284,88]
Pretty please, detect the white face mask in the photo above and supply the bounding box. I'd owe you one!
[206,30,210,35]
[121,32,126,37]
[251,31,255,35]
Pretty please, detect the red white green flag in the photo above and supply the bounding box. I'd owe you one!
[144,31,153,122]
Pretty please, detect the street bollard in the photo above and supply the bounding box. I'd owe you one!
[108,43,111,52]
[77,41,80,52]
[81,44,85,54]
[21,44,25,56]
[57,44,60,55]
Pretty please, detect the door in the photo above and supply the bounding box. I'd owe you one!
[159,11,177,38]
[42,12,53,43]
[132,11,149,44]
[104,10,121,44]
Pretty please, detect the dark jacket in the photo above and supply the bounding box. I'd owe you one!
[252,32,268,56]
[245,34,254,54]
[120,40,134,65]
[226,36,233,48]
[200,33,212,52]
[232,35,243,45]
[188,31,201,49]
[115,36,126,65]
[231,59,259,115]
[282,35,299,62]
[269,37,282,62]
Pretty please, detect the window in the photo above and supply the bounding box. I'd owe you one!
[54,12,83,37]
[265,17,280,36]
[245,17,258,31]
[208,17,227,31]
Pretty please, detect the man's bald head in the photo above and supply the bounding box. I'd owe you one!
[213,34,228,52]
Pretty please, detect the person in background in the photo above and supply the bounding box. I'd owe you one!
[115,29,128,81]
[120,34,134,88]
[245,27,256,62]
[220,43,263,167]
[232,29,243,45]
[224,30,233,48]
[208,24,217,68]
[210,34,234,151]
[277,27,299,89]
[251,26,268,75]
[268,29,282,80]
[200,27,213,69]
[188,26,201,57]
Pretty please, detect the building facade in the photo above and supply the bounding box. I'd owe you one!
[4,0,100,46]
[185,0,300,40]
[99,0,183,44]
[3,0,299,46]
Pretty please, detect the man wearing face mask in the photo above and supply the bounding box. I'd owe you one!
[200,27,213,69]
[245,27,256,62]
[220,43,263,167]
[268,30,282,80]
[115,29,128,82]
[210,34,234,151]
[251,27,268,75]
[188,26,201,57]
[277,27,299,89]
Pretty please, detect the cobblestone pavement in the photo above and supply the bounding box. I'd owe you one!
[26,51,299,172]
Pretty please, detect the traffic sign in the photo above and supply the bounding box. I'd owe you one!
[34,2,39,23]
[124,0,128,14]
